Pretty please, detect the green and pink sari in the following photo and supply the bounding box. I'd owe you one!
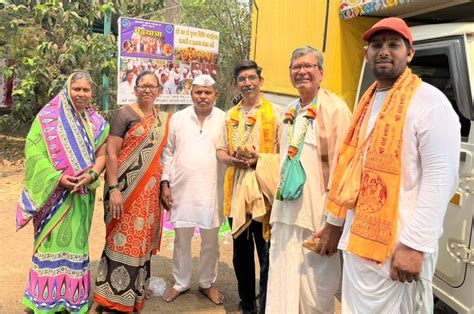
[16,74,109,313]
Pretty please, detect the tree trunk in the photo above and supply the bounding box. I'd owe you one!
[164,0,182,113]
[165,0,182,24]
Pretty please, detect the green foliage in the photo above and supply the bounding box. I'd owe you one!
[0,0,251,132]
[0,1,118,130]
[184,0,252,109]
[144,0,252,109]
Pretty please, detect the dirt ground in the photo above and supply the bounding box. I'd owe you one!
[0,135,455,314]
[0,135,244,314]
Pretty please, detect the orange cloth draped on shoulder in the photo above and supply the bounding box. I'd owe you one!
[223,97,277,217]
[94,111,171,313]
[326,68,421,263]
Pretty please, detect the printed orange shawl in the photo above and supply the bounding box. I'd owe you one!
[326,68,421,263]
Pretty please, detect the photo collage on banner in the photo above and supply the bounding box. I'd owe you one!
[117,17,219,106]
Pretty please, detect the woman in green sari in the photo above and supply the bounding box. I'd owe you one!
[16,71,109,313]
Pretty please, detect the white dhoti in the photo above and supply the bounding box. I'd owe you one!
[266,222,341,313]
[335,82,460,314]
[172,226,220,291]
[341,251,435,314]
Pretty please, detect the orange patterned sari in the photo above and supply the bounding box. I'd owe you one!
[94,111,170,312]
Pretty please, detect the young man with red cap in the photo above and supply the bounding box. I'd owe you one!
[319,17,461,312]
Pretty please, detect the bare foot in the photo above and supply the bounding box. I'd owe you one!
[199,286,224,305]
[161,287,189,302]
[145,289,153,300]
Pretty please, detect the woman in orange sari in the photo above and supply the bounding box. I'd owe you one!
[93,71,171,313]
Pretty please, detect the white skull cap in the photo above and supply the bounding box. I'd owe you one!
[192,74,215,86]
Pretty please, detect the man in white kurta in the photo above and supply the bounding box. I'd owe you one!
[322,18,460,313]
[160,75,226,304]
[117,69,136,104]
[266,46,352,313]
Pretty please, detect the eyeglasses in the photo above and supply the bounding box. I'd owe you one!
[289,64,319,72]
[136,85,159,91]
[236,75,259,84]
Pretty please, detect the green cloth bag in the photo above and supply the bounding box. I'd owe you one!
[275,156,306,201]
[276,138,306,201]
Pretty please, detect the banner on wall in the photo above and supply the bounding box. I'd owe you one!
[339,0,412,19]
[117,17,219,105]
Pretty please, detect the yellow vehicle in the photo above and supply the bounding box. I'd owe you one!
[251,1,474,312]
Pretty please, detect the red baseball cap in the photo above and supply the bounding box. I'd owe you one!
[362,17,413,45]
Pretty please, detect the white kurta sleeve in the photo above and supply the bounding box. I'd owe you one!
[325,213,345,227]
[398,101,460,253]
[161,114,176,183]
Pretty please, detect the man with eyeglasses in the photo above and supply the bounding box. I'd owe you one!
[322,17,460,313]
[160,74,226,305]
[266,46,352,313]
[216,60,282,313]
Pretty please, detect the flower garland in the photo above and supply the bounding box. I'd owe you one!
[229,108,258,151]
[284,103,318,159]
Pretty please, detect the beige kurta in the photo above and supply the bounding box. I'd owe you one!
[270,89,352,231]
[267,89,352,313]
[216,99,282,237]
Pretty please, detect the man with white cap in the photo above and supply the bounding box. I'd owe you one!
[160,74,226,304]
[193,63,203,78]
[321,17,460,312]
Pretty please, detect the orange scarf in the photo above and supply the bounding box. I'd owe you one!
[223,97,276,216]
[326,68,421,263]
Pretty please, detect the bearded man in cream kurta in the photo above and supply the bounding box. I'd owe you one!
[160,75,226,305]
[266,46,352,313]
